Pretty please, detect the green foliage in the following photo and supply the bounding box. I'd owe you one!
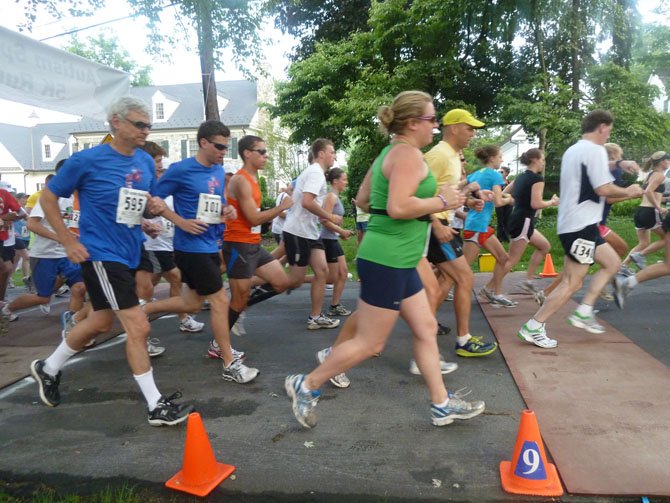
[65,33,152,87]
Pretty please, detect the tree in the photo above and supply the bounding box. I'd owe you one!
[65,33,152,87]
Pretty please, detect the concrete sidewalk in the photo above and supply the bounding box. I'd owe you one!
[0,280,658,502]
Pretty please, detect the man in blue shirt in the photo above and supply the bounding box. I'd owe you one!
[30,96,193,427]
[143,120,259,384]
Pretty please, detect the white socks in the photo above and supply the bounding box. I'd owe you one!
[43,341,78,376]
[133,368,162,411]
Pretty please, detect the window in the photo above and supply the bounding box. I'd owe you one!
[188,139,198,156]
[161,140,169,157]
[155,102,164,120]
[230,137,238,159]
[44,144,51,159]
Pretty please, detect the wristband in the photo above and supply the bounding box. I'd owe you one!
[437,194,449,210]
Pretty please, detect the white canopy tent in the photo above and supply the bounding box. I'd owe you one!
[0,26,129,120]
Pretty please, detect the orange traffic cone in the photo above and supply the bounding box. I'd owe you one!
[499,410,563,496]
[539,253,559,278]
[165,412,236,497]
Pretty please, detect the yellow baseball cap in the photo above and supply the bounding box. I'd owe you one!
[441,109,485,128]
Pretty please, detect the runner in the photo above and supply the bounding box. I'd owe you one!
[142,120,259,383]
[285,91,485,428]
[29,95,193,426]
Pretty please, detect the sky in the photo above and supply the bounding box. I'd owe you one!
[0,0,298,125]
[0,0,666,126]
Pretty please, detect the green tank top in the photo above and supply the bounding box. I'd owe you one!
[358,144,437,268]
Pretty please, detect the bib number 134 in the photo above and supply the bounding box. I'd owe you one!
[569,238,595,265]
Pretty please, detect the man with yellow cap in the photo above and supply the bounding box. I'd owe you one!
[423,108,498,358]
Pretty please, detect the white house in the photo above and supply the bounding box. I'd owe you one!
[499,126,537,176]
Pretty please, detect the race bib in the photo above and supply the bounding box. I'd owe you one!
[196,193,222,224]
[161,216,175,238]
[68,210,80,229]
[116,188,148,227]
[20,224,30,238]
[569,238,595,265]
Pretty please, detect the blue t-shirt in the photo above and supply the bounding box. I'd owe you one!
[464,167,504,232]
[14,218,28,241]
[154,157,225,253]
[48,144,155,268]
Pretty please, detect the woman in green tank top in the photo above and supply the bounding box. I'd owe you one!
[285,91,487,429]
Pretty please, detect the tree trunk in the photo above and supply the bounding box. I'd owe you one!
[196,0,219,121]
[531,0,549,150]
[611,0,632,69]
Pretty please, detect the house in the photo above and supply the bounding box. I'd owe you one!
[0,80,274,195]
[648,72,670,114]
[499,126,537,176]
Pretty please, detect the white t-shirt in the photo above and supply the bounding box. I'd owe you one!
[557,139,614,234]
[283,164,328,240]
[144,196,175,252]
[30,196,74,258]
[3,225,15,247]
[271,192,290,235]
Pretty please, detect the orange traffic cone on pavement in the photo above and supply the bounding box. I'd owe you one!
[539,253,559,278]
[499,410,563,496]
[165,412,236,497]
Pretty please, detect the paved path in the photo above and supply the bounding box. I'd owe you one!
[0,277,664,502]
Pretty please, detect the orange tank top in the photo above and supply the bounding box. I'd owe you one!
[224,169,262,244]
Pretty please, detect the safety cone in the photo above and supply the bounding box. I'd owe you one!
[539,253,559,278]
[499,410,563,496]
[165,412,236,497]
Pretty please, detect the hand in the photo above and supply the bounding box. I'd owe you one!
[627,184,644,198]
[438,184,466,209]
[550,194,560,206]
[479,189,495,202]
[467,198,485,212]
[467,182,481,193]
[146,196,167,215]
[340,229,353,240]
[330,214,343,225]
[279,195,293,210]
[619,160,640,175]
[178,219,209,235]
[222,205,237,221]
[431,220,458,243]
[65,240,90,264]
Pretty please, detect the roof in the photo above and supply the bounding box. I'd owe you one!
[0,80,258,172]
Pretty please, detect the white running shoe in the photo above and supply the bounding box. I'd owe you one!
[409,357,458,375]
[517,322,557,348]
[307,314,340,330]
[316,347,351,388]
[568,311,605,334]
[179,314,204,333]
[147,338,166,357]
[222,358,258,384]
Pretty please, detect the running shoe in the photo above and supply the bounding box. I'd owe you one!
[1,304,18,322]
[202,300,211,311]
[222,358,259,384]
[533,289,546,306]
[619,265,636,277]
[147,338,166,357]
[179,314,204,333]
[60,310,74,340]
[39,303,51,314]
[517,322,557,348]
[231,311,247,336]
[7,279,15,289]
[207,340,245,360]
[409,356,458,376]
[613,275,633,310]
[54,285,70,297]
[445,290,454,301]
[478,286,496,302]
[517,279,539,294]
[430,389,485,426]
[324,284,334,291]
[285,374,321,428]
[455,336,498,357]
[147,392,194,426]
[490,295,518,308]
[630,252,646,270]
[316,347,351,388]
[30,359,61,407]
[307,314,340,330]
[436,322,451,336]
[568,311,605,334]
[327,304,351,316]
[599,286,615,302]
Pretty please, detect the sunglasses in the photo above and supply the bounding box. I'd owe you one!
[207,140,229,151]
[416,114,438,123]
[122,117,152,130]
[250,149,268,155]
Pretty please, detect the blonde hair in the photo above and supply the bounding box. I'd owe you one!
[604,143,623,162]
[642,151,669,172]
[377,90,432,135]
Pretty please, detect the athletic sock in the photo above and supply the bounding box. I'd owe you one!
[43,341,78,376]
[228,307,241,329]
[527,318,543,330]
[134,368,162,411]
[627,275,638,288]
[434,397,449,409]
[576,303,593,317]
[247,283,281,307]
[455,334,471,346]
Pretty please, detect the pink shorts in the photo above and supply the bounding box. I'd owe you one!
[598,224,611,238]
